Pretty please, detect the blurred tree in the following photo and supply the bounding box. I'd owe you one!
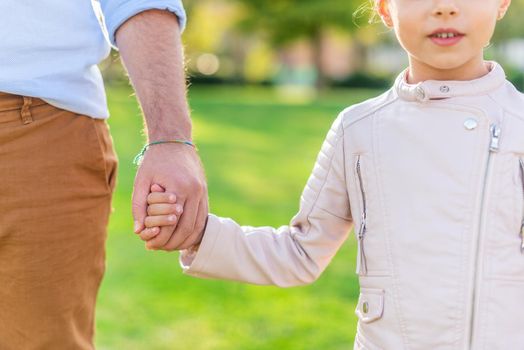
[235,0,369,88]
[494,0,524,41]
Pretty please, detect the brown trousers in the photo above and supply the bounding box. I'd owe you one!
[0,92,118,349]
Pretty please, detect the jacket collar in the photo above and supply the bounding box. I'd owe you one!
[394,61,506,102]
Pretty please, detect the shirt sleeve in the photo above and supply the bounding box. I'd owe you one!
[179,114,354,287]
[99,0,186,48]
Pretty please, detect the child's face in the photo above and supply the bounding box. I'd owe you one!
[377,0,511,77]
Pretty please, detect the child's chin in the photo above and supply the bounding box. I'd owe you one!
[425,56,474,71]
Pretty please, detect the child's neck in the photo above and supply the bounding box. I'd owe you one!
[407,56,490,84]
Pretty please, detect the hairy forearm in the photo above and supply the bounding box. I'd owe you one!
[115,9,191,140]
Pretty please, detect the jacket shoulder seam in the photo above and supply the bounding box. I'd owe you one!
[341,92,399,130]
[488,88,524,122]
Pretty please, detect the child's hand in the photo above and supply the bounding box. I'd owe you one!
[137,184,183,246]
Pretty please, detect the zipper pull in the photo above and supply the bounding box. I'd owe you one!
[358,239,367,275]
[489,124,501,152]
[357,222,368,274]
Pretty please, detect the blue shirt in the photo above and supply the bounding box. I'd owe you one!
[0,0,186,119]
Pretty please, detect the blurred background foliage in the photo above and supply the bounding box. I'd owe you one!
[102,0,524,93]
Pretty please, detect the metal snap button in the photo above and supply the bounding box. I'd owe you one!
[362,301,369,314]
[440,85,450,93]
[464,118,478,130]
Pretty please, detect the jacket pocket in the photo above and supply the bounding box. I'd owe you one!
[355,288,384,323]
[355,154,368,275]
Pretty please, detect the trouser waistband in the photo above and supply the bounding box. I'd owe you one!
[0,91,50,125]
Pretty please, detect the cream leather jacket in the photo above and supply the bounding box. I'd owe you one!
[181,62,524,350]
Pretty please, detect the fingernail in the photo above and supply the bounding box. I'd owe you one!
[175,205,183,214]
[168,215,176,222]
[134,221,141,233]
[169,194,176,202]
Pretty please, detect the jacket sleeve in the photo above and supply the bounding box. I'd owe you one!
[180,115,353,287]
[98,0,186,48]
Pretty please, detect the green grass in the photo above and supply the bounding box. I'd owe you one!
[95,84,381,350]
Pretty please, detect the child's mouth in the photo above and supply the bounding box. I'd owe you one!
[428,29,465,47]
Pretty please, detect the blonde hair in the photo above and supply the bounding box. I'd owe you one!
[353,0,381,25]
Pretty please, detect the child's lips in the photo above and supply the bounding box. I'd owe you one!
[428,30,465,47]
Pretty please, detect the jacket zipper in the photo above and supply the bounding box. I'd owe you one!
[519,158,524,253]
[356,155,368,275]
[468,123,501,348]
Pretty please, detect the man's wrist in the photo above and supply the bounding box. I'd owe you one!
[146,117,192,140]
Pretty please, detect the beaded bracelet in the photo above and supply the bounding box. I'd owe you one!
[133,140,196,165]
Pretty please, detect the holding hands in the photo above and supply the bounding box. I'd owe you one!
[131,142,208,251]
[137,184,205,250]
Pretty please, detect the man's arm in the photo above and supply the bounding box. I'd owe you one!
[115,9,208,250]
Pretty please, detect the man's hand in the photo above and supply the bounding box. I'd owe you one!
[133,146,208,250]
[138,183,206,250]
[115,9,209,250]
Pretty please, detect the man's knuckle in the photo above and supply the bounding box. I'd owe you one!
[184,178,199,191]
[197,180,207,191]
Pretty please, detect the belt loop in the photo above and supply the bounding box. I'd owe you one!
[21,96,34,124]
